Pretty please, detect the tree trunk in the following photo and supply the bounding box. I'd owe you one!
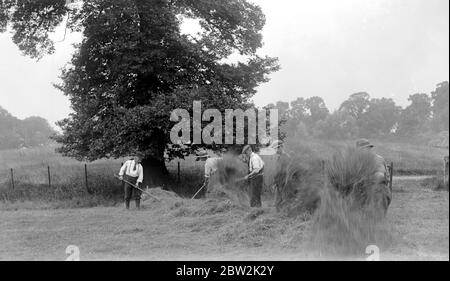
[142,156,170,188]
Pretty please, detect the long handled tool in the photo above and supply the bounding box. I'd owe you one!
[114,174,161,202]
[191,177,247,200]
[191,182,207,200]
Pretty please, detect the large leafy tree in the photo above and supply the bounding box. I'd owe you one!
[0,106,55,149]
[1,0,279,186]
[339,92,370,121]
[304,96,329,128]
[397,93,432,136]
[360,98,401,137]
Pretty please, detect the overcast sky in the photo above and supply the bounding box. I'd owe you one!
[0,0,448,128]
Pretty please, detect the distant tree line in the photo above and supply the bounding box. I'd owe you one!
[266,81,449,141]
[0,106,55,149]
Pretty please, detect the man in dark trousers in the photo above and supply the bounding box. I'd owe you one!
[118,154,144,209]
[242,145,265,208]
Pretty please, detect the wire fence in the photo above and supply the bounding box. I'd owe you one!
[0,159,208,202]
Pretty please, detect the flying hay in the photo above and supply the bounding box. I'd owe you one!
[309,146,393,256]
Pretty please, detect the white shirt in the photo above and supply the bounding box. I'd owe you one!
[249,152,264,174]
[204,157,222,178]
[119,160,144,183]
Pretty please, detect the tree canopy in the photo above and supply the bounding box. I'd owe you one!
[1,0,279,185]
[0,106,55,149]
[269,82,449,141]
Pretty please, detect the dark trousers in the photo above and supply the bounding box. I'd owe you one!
[248,174,263,208]
[123,175,141,201]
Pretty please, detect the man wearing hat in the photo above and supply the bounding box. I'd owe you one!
[242,145,265,207]
[118,154,144,209]
[195,150,223,198]
[356,139,392,213]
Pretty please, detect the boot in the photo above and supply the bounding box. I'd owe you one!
[125,200,130,210]
[135,199,141,210]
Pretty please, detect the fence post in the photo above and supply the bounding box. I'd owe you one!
[47,166,51,188]
[10,168,15,190]
[389,162,394,191]
[85,164,91,194]
[177,161,181,183]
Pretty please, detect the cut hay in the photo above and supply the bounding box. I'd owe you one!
[214,154,248,184]
[325,146,390,215]
[216,207,311,249]
[309,187,393,256]
[206,154,249,206]
[141,187,180,202]
[326,146,378,197]
[308,146,394,256]
[269,151,324,217]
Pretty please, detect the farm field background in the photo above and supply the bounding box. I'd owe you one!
[0,138,447,206]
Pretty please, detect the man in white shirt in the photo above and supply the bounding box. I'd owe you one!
[242,145,265,208]
[119,154,144,209]
[194,150,222,198]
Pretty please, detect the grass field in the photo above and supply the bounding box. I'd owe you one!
[0,139,448,260]
[0,177,447,261]
[283,138,448,175]
[0,139,447,208]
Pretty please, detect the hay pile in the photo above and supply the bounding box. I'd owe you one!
[141,187,183,210]
[309,187,393,256]
[308,146,393,256]
[140,146,395,257]
[326,146,389,215]
[206,154,249,205]
[275,157,323,216]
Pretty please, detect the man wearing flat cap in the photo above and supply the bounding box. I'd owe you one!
[356,139,392,214]
[195,150,223,198]
[242,145,265,208]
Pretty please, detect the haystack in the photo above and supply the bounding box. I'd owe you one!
[275,157,323,216]
[308,147,394,255]
[206,154,249,205]
[325,146,388,215]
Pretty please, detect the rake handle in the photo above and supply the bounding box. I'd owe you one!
[114,174,161,202]
[191,176,247,200]
[191,183,207,200]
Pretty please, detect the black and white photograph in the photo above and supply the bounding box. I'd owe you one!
[0,0,448,265]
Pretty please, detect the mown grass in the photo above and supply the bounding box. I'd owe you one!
[0,177,447,260]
